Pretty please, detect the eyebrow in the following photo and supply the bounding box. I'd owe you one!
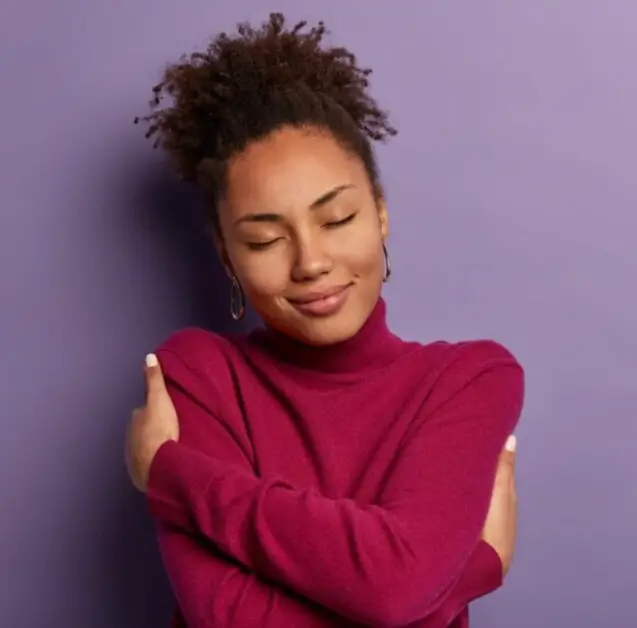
[233,184,355,225]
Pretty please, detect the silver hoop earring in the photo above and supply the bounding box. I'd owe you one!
[382,242,391,283]
[230,276,245,321]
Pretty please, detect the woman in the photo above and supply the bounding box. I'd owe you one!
[126,13,523,628]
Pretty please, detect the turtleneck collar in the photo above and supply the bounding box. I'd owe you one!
[247,298,406,376]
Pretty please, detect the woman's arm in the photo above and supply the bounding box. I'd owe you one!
[157,520,500,628]
[145,373,356,627]
[148,343,523,627]
[155,521,353,628]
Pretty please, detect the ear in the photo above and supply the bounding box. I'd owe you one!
[212,230,234,279]
[377,197,389,241]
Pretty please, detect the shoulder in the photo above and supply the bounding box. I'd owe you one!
[411,338,524,411]
[409,337,522,377]
[156,326,239,366]
[153,327,248,407]
[438,338,522,375]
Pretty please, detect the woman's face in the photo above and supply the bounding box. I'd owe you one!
[216,125,388,346]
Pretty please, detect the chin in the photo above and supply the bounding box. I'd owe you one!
[291,313,363,346]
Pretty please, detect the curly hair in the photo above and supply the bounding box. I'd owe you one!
[135,12,397,229]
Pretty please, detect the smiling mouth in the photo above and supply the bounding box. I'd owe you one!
[287,284,353,317]
[288,284,352,304]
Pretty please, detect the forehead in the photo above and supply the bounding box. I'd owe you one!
[223,126,366,214]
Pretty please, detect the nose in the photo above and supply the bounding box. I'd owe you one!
[290,237,333,282]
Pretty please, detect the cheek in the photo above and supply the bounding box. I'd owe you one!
[331,222,383,277]
[232,251,291,298]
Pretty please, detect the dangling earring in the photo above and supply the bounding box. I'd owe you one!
[382,242,391,283]
[230,276,245,321]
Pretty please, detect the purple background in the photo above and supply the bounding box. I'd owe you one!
[1,1,635,626]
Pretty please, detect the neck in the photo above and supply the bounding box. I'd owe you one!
[249,298,404,375]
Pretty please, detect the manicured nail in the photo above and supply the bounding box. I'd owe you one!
[145,353,158,368]
[505,435,517,452]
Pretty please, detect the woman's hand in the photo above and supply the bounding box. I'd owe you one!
[481,435,518,577]
[125,354,179,492]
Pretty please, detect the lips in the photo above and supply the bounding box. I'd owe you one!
[288,284,352,305]
[287,283,353,317]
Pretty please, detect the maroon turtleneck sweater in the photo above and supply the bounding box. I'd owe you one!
[147,299,524,627]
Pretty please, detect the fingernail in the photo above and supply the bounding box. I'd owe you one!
[505,435,517,452]
[145,353,158,368]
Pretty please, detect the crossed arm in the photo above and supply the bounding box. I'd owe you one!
[148,346,523,627]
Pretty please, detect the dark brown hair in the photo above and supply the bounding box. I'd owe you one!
[135,13,397,229]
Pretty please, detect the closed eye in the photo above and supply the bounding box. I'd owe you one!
[324,212,357,228]
[247,238,282,251]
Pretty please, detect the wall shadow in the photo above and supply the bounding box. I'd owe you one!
[130,159,259,334]
[102,157,258,628]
